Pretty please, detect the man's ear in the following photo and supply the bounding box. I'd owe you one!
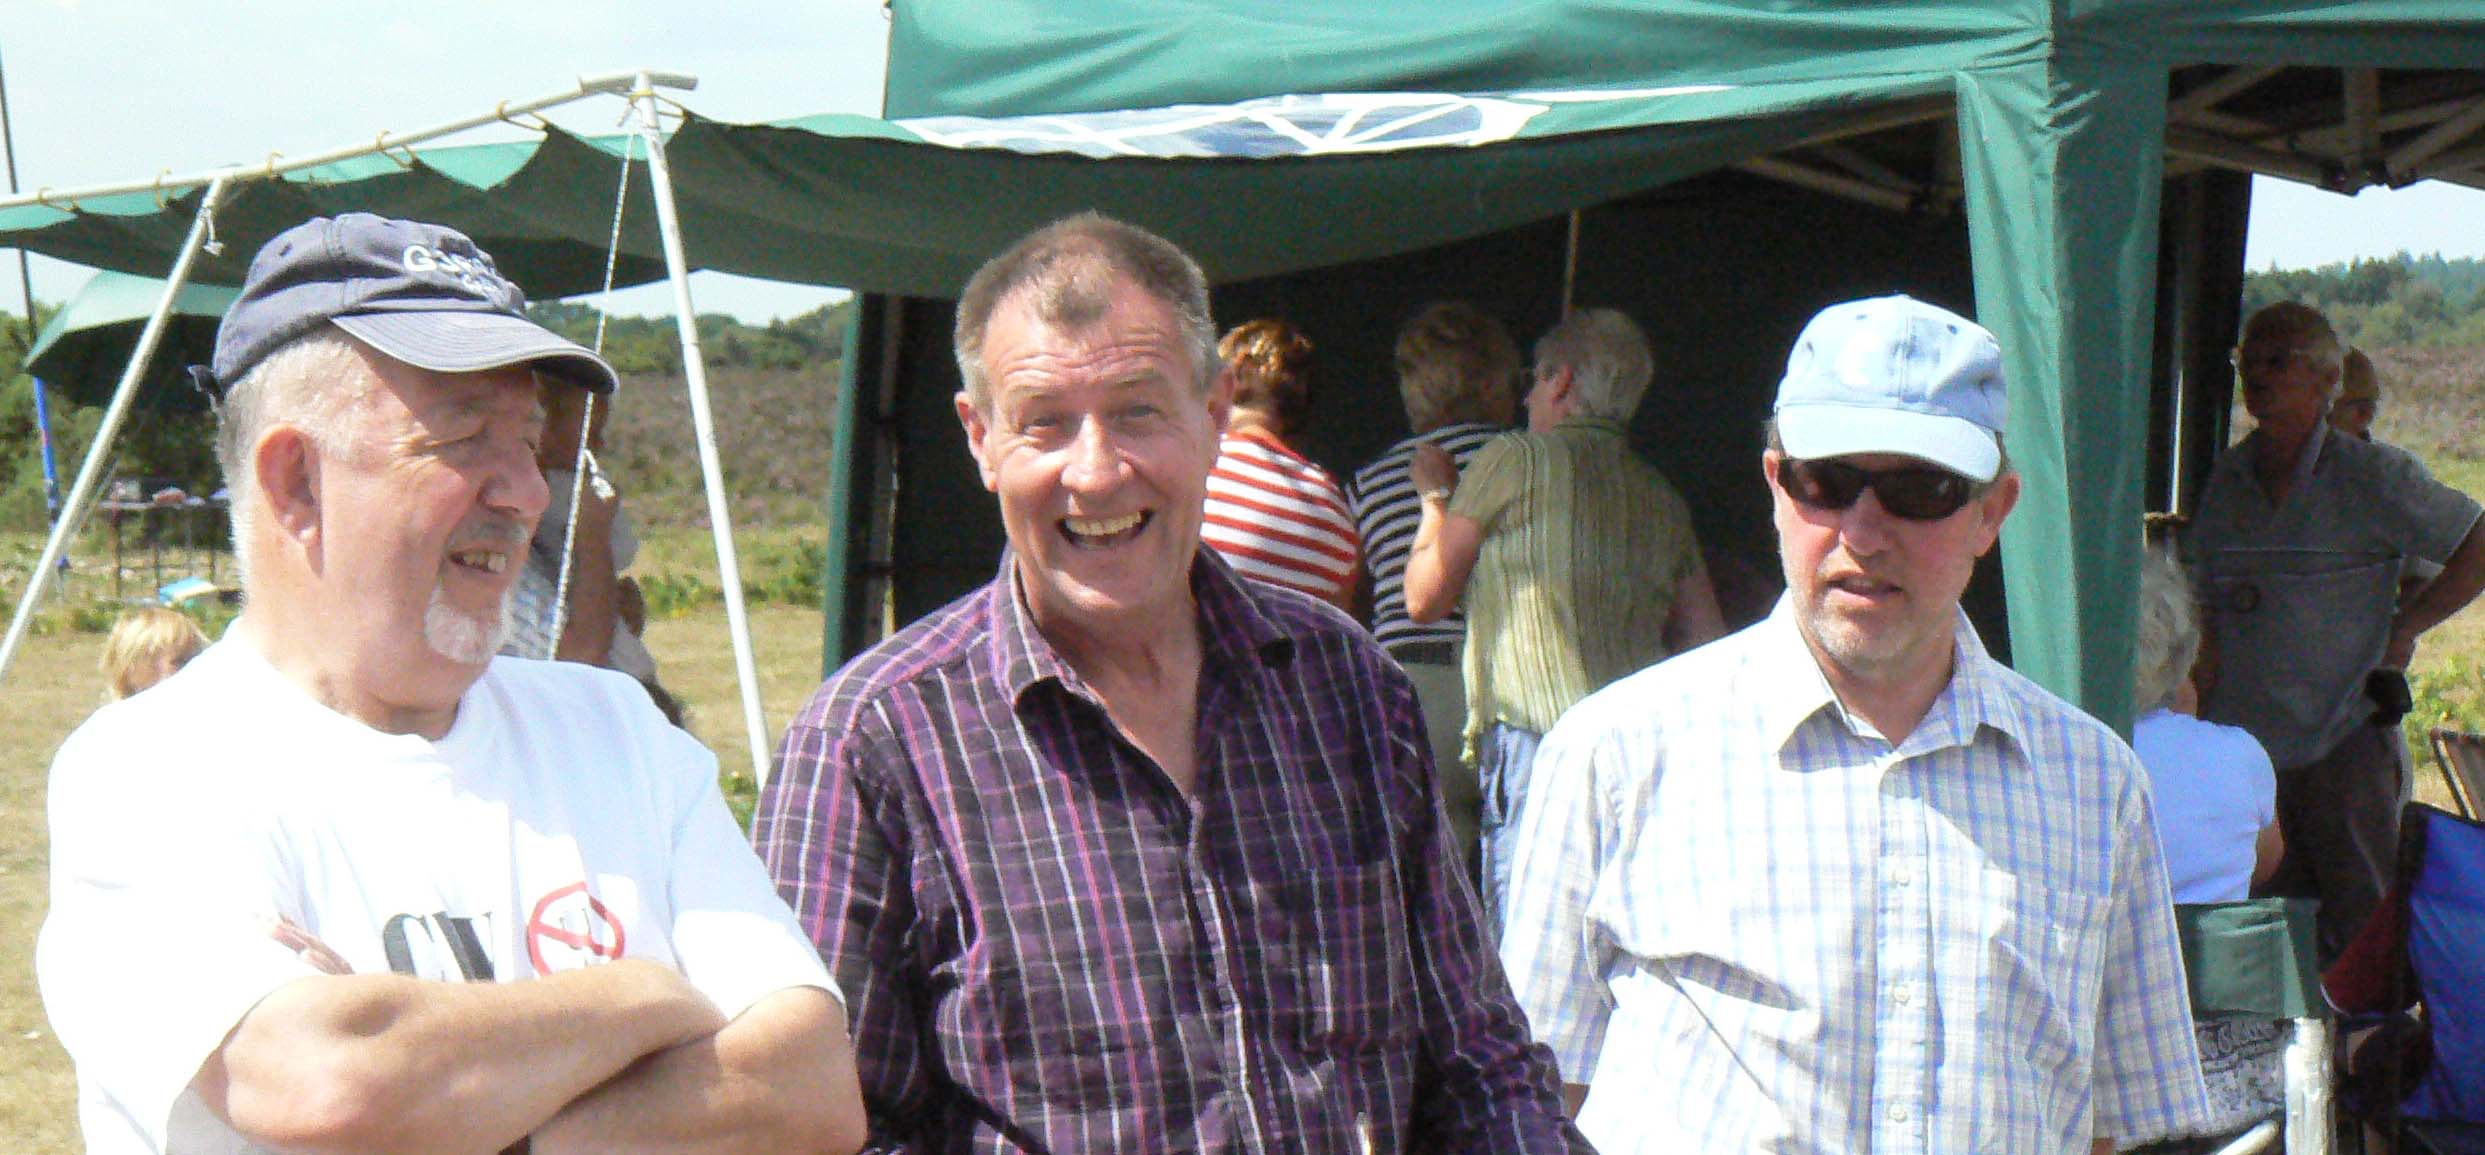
[1973,471,2022,556]
[1206,363,1235,434]
[954,391,1000,491]
[256,426,324,552]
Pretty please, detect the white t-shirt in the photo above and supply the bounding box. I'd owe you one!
[38,637,834,1155]
[2132,707,2278,903]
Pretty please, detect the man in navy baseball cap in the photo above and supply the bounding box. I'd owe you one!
[38,213,867,1155]
[209,212,616,395]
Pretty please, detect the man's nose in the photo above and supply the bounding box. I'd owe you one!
[1837,487,1898,555]
[1061,417,1127,489]
[491,445,552,523]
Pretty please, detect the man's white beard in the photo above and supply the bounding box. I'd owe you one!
[425,583,514,665]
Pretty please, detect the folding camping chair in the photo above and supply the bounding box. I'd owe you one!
[2150,898,2335,1155]
[2424,730,2484,820]
[2323,804,2485,1154]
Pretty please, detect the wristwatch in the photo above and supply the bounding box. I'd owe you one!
[1419,485,1454,505]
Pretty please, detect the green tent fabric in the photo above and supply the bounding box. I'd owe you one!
[877,0,2485,729]
[26,271,237,412]
[9,2,2485,726]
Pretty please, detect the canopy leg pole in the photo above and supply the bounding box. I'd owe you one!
[631,75,772,789]
[0,176,228,690]
[1560,210,1581,317]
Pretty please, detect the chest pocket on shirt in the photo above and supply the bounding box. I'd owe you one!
[1986,869,2111,1121]
[1277,857,1421,1054]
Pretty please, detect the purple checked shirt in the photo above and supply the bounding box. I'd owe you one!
[754,551,1585,1154]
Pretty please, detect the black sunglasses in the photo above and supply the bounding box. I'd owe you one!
[1775,456,1981,522]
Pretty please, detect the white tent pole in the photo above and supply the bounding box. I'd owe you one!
[0,70,695,213]
[0,176,228,689]
[630,74,773,788]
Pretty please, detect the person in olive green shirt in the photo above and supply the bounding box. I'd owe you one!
[1407,307,1725,936]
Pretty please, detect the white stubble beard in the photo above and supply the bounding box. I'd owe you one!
[424,580,516,665]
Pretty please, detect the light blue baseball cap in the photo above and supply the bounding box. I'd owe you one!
[1772,294,2007,482]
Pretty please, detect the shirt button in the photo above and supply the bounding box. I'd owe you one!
[1893,985,1914,1006]
[1890,1104,1912,1123]
[1890,864,1914,886]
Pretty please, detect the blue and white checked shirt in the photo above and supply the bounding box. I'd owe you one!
[1500,598,2211,1153]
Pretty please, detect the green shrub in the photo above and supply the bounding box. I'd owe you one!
[638,571,720,619]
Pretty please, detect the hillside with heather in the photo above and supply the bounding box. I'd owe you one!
[0,300,850,532]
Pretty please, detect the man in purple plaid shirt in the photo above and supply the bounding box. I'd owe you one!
[754,213,1586,1153]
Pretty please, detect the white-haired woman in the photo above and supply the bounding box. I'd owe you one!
[2132,542,2288,1138]
[2133,545,2283,900]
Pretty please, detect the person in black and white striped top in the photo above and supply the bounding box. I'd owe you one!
[1346,301,1519,883]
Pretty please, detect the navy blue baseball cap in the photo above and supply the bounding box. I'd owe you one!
[209,213,617,395]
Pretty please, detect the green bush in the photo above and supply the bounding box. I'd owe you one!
[638,571,720,619]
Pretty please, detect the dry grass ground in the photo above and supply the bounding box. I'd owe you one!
[0,621,101,1153]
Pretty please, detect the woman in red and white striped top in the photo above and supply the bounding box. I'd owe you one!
[1202,319,1363,609]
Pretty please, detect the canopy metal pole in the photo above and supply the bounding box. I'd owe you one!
[0,69,695,213]
[1560,210,1582,316]
[630,74,773,788]
[0,176,227,688]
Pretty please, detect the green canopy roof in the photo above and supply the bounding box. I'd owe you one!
[9,0,2485,726]
[26,271,237,412]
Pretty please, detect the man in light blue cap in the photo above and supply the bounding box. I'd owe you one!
[1499,295,2210,1153]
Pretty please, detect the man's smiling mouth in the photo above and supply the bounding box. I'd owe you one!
[1060,511,1150,548]
[448,547,513,574]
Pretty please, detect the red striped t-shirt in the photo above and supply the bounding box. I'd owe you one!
[1202,429,1361,605]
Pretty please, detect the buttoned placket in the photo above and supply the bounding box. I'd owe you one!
[1872,747,1933,1151]
[1181,654,1269,1153]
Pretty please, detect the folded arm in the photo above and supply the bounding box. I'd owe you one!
[535,985,866,1155]
[197,959,725,1155]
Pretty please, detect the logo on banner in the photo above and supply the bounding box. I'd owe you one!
[526,882,627,975]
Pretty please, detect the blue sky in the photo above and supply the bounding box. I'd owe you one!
[8,2,2479,320]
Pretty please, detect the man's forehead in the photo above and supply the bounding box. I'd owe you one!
[380,358,548,418]
[986,303,1194,390]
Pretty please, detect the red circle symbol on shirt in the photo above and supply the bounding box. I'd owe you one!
[526,882,627,975]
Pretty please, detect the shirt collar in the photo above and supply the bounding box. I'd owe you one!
[1555,415,1630,438]
[2222,418,2335,495]
[1754,595,2032,758]
[983,545,1297,707]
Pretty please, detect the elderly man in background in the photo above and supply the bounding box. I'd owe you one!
[1499,294,2209,1153]
[2192,301,2485,959]
[38,213,864,1155]
[1404,307,1724,931]
[755,213,1586,1153]
[1345,301,1521,876]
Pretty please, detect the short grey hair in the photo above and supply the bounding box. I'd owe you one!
[215,328,376,590]
[951,212,1216,410]
[2240,301,2345,381]
[2133,543,2202,713]
[1535,307,1654,422]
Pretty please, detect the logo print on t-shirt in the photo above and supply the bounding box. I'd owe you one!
[526,881,627,975]
[383,912,496,981]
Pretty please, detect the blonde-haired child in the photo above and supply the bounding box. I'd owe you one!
[100,606,208,700]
